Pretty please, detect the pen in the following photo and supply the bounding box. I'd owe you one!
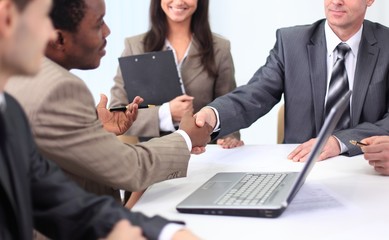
[349,140,368,147]
[109,104,155,112]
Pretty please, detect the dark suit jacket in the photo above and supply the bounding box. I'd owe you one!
[0,93,173,240]
[210,20,389,156]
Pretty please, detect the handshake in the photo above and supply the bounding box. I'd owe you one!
[178,108,218,154]
[103,96,226,154]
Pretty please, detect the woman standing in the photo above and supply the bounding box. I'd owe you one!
[110,0,243,148]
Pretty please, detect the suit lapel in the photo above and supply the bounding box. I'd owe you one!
[0,153,14,207]
[352,22,379,126]
[181,38,204,88]
[307,22,328,133]
[0,113,18,215]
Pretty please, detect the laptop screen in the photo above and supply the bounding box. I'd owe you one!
[286,90,352,203]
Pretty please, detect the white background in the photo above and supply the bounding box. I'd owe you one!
[73,0,388,144]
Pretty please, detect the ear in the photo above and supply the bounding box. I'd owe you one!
[48,30,66,50]
[366,0,375,7]
[0,0,15,38]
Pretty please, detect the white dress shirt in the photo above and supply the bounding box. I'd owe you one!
[159,39,192,132]
[325,21,362,152]
[0,92,5,113]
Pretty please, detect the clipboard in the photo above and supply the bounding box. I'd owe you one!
[119,50,183,105]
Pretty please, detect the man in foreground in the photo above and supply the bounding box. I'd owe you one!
[0,0,200,239]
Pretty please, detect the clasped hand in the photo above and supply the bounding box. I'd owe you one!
[179,111,213,154]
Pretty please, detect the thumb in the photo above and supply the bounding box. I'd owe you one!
[97,94,108,108]
[194,111,206,127]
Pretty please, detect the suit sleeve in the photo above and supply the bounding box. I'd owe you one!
[31,77,190,192]
[29,140,174,240]
[209,30,285,139]
[334,79,389,156]
[213,38,241,141]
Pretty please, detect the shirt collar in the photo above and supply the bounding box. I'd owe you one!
[325,20,363,58]
[0,92,5,113]
[164,38,192,64]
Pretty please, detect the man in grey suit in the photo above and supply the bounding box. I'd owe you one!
[5,0,211,206]
[195,0,389,161]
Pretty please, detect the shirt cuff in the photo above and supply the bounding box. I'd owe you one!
[158,223,186,240]
[175,129,192,151]
[208,106,220,132]
[333,135,348,153]
[159,102,176,132]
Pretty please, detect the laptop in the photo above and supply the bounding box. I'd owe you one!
[118,50,183,106]
[176,90,352,218]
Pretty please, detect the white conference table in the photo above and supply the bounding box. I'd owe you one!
[133,145,389,239]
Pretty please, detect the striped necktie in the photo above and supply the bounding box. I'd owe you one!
[325,42,351,130]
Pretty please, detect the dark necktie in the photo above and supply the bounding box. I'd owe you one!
[325,43,351,130]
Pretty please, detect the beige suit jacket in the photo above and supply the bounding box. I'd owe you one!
[5,58,190,201]
[110,33,240,139]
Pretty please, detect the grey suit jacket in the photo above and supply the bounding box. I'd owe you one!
[5,58,190,201]
[110,33,240,140]
[0,93,173,240]
[209,19,389,156]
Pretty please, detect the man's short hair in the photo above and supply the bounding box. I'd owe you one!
[50,0,86,32]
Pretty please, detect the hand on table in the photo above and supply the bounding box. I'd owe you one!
[287,136,341,162]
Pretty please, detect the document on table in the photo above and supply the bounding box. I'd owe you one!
[284,183,355,215]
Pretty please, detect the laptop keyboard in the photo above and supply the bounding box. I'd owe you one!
[216,173,287,206]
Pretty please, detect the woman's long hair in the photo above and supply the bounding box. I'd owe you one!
[144,0,217,78]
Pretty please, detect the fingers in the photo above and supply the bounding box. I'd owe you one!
[360,136,377,145]
[191,146,206,155]
[288,137,340,162]
[124,96,145,119]
[287,143,309,162]
[170,96,194,122]
[175,94,194,102]
[290,147,310,162]
[97,94,108,108]
[217,137,244,149]
[194,107,216,129]
[366,159,389,175]
[132,96,144,105]
[288,139,316,162]
[179,111,212,150]
[361,136,389,146]
[106,220,145,240]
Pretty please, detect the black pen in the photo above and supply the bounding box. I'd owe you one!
[109,104,155,112]
[349,140,368,147]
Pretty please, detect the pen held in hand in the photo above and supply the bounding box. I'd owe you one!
[349,140,368,147]
[109,104,155,112]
